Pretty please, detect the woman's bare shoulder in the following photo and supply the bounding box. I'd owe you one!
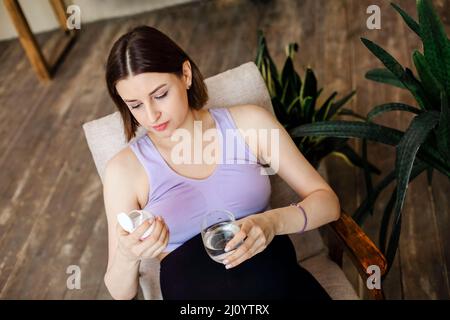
[106,146,138,174]
[227,104,275,130]
[226,104,277,162]
[105,146,149,208]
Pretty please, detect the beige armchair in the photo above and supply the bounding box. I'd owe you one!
[82,61,386,300]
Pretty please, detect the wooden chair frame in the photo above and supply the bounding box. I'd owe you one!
[326,211,387,299]
[4,0,77,81]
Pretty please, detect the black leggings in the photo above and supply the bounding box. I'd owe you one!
[160,233,332,300]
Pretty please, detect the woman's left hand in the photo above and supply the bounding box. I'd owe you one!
[222,212,276,269]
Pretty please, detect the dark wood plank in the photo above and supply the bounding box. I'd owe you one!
[400,173,450,299]
[430,173,450,297]
[391,0,449,299]
[0,22,124,299]
[332,0,415,299]
[361,0,415,300]
[320,0,363,297]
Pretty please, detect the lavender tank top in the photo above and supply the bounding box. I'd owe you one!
[129,107,272,253]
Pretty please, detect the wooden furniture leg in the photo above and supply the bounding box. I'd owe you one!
[3,0,77,82]
[50,0,71,32]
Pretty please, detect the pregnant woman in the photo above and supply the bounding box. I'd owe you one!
[102,25,341,300]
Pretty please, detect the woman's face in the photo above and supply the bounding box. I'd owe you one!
[115,61,192,139]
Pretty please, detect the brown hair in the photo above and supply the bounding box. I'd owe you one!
[105,25,208,142]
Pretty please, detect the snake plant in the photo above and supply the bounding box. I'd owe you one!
[255,30,379,174]
[289,0,450,276]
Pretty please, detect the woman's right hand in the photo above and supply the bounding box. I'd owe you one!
[116,216,170,262]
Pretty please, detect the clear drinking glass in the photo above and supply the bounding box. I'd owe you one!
[200,209,243,263]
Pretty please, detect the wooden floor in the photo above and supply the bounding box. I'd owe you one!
[0,0,449,299]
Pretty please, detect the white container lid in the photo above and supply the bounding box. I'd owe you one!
[117,210,156,240]
[117,212,134,233]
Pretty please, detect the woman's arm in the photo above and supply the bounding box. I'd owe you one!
[266,189,340,235]
[219,105,341,269]
[245,104,341,234]
[102,154,141,300]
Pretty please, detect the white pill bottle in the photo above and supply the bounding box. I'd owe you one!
[117,209,155,240]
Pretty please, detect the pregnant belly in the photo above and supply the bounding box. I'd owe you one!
[159,233,301,299]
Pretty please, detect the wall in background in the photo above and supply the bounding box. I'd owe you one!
[0,0,197,41]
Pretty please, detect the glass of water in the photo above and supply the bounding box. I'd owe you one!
[201,209,243,263]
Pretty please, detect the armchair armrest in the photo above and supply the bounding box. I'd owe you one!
[325,211,387,299]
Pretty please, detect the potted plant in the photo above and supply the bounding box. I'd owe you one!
[254,30,379,174]
[289,0,450,276]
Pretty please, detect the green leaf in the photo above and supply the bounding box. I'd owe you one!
[362,139,374,216]
[385,110,441,268]
[367,103,422,122]
[361,38,405,79]
[379,159,428,253]
[403,68,431,110]
[326,90,356,120]
[427,168,434,186]
[257,31,279,82]
[285,42,299,60]
[384,214,402,277]
[281,55,301,99]
[271,98,289,126]
[301,68,317,101]
[259,57,276,98]
[396,112,440,196]
[329,151,355,167]
[286,95,302,114]
[353,160,428,225]
[412,50,443,107]
[316,92,337,121]
[256,30,282,98]
[280,80,289,104]
[255,30,265,67]
[290,120,404,145]
[365,68,406,89]
[361,38,430,109]
[417,0,450,97]
[437,91,450,160]
[391,2,421,38]
[302,96,315,123]
[290,120,450,177]
[316,88,323,99]
[379,185,397,254]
